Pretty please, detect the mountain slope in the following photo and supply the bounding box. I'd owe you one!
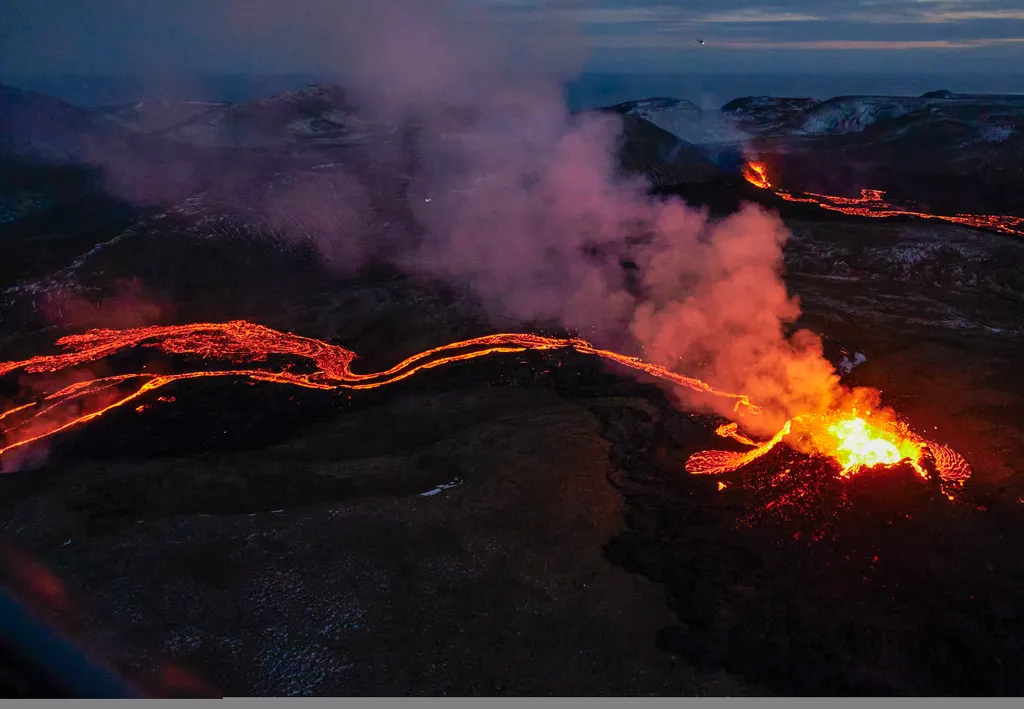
[0,84,131,164]
[608,97,748,145]
[611,114,720,185]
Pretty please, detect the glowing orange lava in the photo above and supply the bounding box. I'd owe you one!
[825,416,914,473]
[0,320,970,489]
[742,161,773,189]
[688,407,970,487]
[742,162,1024,237]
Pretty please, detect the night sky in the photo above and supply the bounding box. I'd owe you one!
[2,0,1023,77]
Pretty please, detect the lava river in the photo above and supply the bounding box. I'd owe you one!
[742,161,1024,238]
[0,320,970,489]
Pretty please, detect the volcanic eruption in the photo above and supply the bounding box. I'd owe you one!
[0,0,975,510]
[0,320,970,497]
[742,161,772,190]
[742,161,1024,237]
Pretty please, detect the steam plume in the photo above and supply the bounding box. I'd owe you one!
[87,0,844,431]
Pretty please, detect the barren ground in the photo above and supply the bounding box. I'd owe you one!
[2,216,1024,695]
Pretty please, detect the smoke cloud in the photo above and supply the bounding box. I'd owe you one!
[70,0,845,432]
[41,278,175,331]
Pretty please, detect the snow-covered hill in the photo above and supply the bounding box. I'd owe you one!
[793,97,921,135]
[148,85,398,148]
[100,100,228,134]
[0,84,130,164]
[607,97,749,146]
[719,96,821,135]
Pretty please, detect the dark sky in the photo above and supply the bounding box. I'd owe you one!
[3,0,1023,76]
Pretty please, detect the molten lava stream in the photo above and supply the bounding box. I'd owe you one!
[741,161,1024,238]
[0,320,970,489]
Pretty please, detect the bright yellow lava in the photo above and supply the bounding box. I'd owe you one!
[825,416,919,475]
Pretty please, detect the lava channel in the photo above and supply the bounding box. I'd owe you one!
[0,320,970,489]
[742,161,1024,238]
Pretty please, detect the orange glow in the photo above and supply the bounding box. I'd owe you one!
[687,419,794,476]
[0,320,970,489]
[742,163,1024,237]
[826,417,913,473]
[689,406,971,487]
[742,161,772,189]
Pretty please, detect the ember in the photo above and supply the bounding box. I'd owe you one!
[742,162,1024,237]
[0,320,970,490]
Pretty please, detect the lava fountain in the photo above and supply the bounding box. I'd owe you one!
[742,161,773,190]
[0,320,970,489]
[742,161,1024,238]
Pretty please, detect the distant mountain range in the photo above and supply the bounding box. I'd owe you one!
[608,91,1024,214]
[2,82,1023,221]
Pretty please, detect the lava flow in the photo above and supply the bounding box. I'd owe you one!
[742,162,773,190]
[742,161,1024,237]
[0,320,970,488]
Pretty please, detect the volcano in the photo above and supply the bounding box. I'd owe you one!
[2,82,1024,697]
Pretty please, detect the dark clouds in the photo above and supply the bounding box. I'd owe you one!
[1,0,1023,76]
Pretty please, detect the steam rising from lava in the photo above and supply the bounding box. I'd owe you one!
[8,2,973,490]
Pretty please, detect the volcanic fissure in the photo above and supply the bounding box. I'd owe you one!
[0,320,970,493]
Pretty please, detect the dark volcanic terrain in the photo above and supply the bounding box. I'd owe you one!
[614,91,1024,216]
[1,83,1024,696]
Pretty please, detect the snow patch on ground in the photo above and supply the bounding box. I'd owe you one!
[838,352,867,375]
[0,192,53,224]
[795,98,914,135]
[252,628,356,696]
[616,99,750,145]
[421,477,464,497]
[978,125,1015,143]
[2,225,138,297]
